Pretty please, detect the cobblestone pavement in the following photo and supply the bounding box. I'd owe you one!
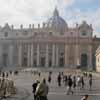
[2,71,100,100]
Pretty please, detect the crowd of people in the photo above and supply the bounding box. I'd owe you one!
[0,69,94,100]
[32,71,92,100]
[56,72,93,95]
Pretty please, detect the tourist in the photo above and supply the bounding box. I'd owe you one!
[2,72,5,78]
[77,75,81,90]
[73,76,76,89]
[66,76,73,95]
[35,78,49,100]
[38,72,41,77]
[6,72,8,78]
[81,76,85,89]
[57,72,62,87]
[9,70,12,75]
[89,75,92,90]
[89,73,92,79]
[64,75,68,86]
[32,79,40,100]
[48,73,52,83]
[81,94,88,100]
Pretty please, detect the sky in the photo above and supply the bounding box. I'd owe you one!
[0,0,100,36]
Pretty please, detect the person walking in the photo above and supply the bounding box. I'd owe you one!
[73,76,76,89]
[48,72,52,83]
[32,80,40,100]
[35,78,49,100]
[66,76,73,95]
[81,76,85,89]
[89,76,92,90]
[64,75,68,86]
[77,75,81,90]
[57,72,62,87]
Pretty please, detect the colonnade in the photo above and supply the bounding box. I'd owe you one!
[18,44,61,67]
[1,43,92,69]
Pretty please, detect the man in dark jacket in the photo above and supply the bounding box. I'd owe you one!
[57,72,62,87]
[67,76,73,95]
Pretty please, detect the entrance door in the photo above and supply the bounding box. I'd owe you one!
[81,54,88,67]
[59,57,64,67]
[40,57,45,67]
[22,57,27,66]
[49,60,52,67]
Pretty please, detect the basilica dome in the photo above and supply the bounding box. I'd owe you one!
[47,8,67,33]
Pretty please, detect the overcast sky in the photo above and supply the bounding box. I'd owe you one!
[0,0,100,36]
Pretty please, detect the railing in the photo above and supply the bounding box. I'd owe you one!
[0,77,16,98]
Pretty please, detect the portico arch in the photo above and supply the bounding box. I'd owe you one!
[40,57,45,67]
[81,53,88,67]
[59,57,64,67]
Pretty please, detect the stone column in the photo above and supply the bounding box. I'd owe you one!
[56,45,59,67]
[0,45,2,66]
[46,44,49,67]
[27,44,31,67]
[88,45,92,70]
[65,45,69,67]
[37,44,40,67]
[18,44,22,67]
[52,44,55,67]
[31,44,34,67]
[75,45,80,66]
[9,45,14,67]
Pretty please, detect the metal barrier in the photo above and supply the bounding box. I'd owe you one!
[0,77,16,98]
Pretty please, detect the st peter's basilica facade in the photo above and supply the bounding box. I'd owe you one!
[0,8,99,70]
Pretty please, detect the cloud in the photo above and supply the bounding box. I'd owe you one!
[58,0,74,7]
[0,0,100,36]
[0,0,75,28]
[63,7,100,36]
